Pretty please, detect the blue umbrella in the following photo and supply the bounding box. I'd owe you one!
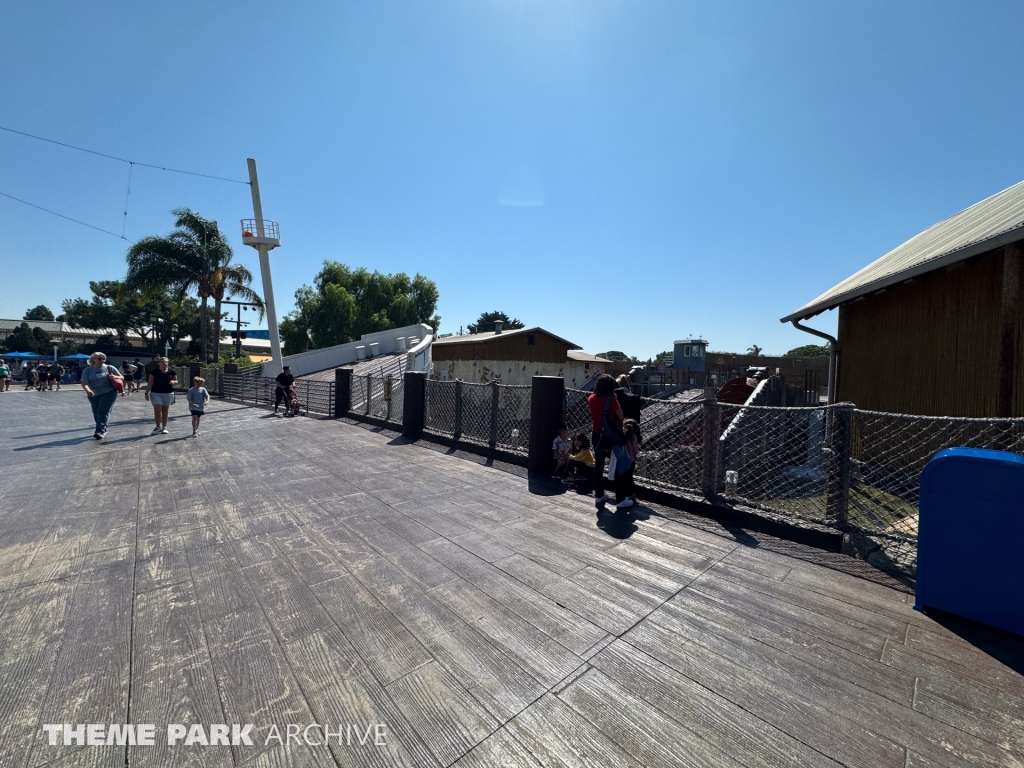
[61,353,92,360]
[2,351,38,358]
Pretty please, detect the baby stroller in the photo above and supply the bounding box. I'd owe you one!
[285,388,303,417]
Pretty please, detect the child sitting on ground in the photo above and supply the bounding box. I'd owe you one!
[564,433,595,487]
[187,376,211,436]
[551,424,572,478]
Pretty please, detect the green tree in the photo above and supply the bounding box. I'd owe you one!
[289,262,440,349]
[4,323,41,352]
[279,316,309,355]
[125,209,263,362]
[784,344,830,357]
[24,305,55,321]
[467,311,524,334]
[62,281,203,356]
[598,350,631,362]
[746,344,763,357]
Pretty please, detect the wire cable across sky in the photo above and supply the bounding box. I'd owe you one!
[0,124,250,185]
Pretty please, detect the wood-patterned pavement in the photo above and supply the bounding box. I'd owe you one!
[0,388,1021,767]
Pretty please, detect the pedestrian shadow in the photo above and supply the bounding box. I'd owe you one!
[13,436,96,451]
[596,505,638,539]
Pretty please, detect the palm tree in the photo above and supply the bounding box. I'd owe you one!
[747,344,763,356]
[125,209,263,362]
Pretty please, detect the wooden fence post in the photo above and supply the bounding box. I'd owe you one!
[826,403,854,526]
[702,386,721,499]
[454,379,464,439]
[489,380,500,449]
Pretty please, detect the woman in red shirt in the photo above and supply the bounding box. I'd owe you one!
[588,374,623,506]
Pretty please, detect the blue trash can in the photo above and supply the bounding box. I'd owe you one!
[917,447,1024,636]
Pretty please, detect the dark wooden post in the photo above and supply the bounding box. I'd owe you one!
[365,374,372,415]
[334,368,351,418]
[528,376,565,475]
[403,371,426,438]
[701,386,721,499]
[826,403,854,526]
[454,379,464,439]
[489,380,500,449]
[997,242,1021,417]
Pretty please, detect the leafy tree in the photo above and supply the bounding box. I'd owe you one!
[746,344,763,357]
[655,350,674,363]
[4,323,41,352]
[467,311,524,334]
[784,344,830,358]
[598,350,632,363]
[125,209,263,363]
[288,262,440,349]
[62,281,203,356]
[24,305,55,321]
[279,316,309,355]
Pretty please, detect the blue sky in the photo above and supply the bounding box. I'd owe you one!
[3,1,1024,358]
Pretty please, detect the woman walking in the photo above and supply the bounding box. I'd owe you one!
[80,353,124,440]
[146,357,178,435]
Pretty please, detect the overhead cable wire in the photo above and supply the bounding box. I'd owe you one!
[0,124,250,185]
[0,190,129,240]
[122,162,133,239]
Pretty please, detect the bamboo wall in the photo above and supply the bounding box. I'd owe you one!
[837,249,1007,416]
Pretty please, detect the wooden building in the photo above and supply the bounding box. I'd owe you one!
[432,325,616,387]
[782,180,1024,417]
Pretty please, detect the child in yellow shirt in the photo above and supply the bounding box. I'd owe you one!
[563,434,596,487]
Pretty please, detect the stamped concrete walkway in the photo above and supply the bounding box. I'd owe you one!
[0,388,1022,767]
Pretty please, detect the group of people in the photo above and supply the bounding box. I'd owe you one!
[553,373,642,512]
[15,361,67,391]
[116,359,147,394]
[80,354,210,440]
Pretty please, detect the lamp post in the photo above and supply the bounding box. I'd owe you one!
[150,314,159,360]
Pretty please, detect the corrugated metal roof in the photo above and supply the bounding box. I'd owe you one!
[567,350,611,363]
[781,179,1024,323]
[433,327,581,350]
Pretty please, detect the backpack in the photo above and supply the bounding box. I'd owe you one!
[600,395,627,447]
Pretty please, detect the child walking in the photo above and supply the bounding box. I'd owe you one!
[187,376,211,436]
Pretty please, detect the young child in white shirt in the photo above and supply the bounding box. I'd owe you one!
[552,425,572,478]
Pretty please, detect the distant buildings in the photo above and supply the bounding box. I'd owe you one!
[673,338,707,373]
[431,323,615,388]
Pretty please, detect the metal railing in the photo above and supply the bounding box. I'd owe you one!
[424,379,530,455]
[221,374,335,417]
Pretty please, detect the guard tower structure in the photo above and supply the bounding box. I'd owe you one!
[241,158,283,377]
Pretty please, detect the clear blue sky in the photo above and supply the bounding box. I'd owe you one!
[3,1,1024,358]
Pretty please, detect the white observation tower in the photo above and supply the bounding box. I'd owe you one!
[241,158,284,377]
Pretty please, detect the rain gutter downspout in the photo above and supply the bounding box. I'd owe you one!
[790,319,837,405]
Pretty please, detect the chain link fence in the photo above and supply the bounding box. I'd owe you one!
[423,379,529,456]
[222,374,335,417]
[496,384,531,454]
[349,373,404,424]
[636,396,706,494]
